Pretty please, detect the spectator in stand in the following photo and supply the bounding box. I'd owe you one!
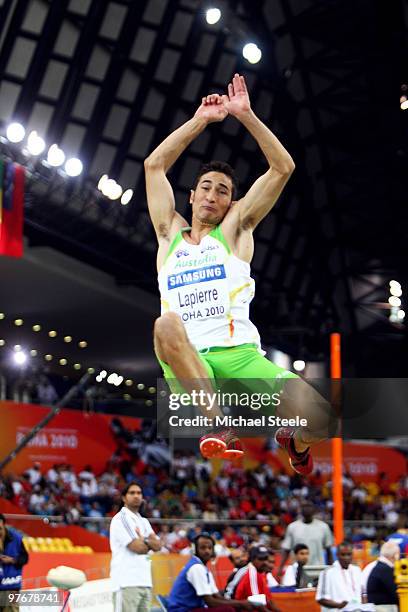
[277,502,333,579]
[234,546,281,612]
[386,514,408,556]
[168,533,254,612]
[366,541,399,611]
[281,543,310,587]
[0,514,29,611]
[25,462,42,486]
[316,542,368,612]
[36,375,58,405]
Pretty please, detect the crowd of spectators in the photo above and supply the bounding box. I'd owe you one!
[0,447,407,550]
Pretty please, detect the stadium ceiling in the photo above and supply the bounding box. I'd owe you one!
[0,0,407,376]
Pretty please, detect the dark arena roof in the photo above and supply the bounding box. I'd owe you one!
[0,0,407,382]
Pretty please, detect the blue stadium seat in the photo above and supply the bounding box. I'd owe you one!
[156,594,169,611]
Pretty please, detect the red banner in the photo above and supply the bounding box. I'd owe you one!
[0,401,141,474]
[0,160,24,258]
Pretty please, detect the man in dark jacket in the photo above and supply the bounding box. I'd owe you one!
[0,514,29,612]
[367,540,399,611]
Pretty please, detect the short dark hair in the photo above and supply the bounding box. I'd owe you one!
[193,161,238,200]
[0,514,5,524]
[294,543,309,554]
[194,532,215,552]
[121,481,142,497]
[337,540,353,552]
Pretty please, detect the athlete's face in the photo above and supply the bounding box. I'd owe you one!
[190,171,233,225]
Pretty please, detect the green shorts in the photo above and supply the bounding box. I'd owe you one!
[157,343,299,413]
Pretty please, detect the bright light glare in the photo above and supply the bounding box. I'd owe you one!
[113,376,124,387]
[27,130,46,155]
[14,350,27,365]
[98,174,109,191]
[99,370,107,379]
[101,179,116,197]
[389,296,401,307]
[121,189,133,205]
[397,309,405,320]
[390,280,401,289]
[242,43,262,64]
[293,359,306,372]
[401,100,408,111]
[47,144,65,167]
[390,285,402,297]
[65,158,83,177]
[6,122,25,143]
[206,7,221,24]
[107,182,123,201]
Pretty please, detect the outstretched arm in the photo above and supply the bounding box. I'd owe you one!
[144,95,227,243]
[223,74,295,230]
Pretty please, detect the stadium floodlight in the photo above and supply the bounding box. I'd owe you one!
[389,280,401,289]
[27,130,46,155]
[389,296,401,307]
[65,157,83,177]
[107,373,118,385]
[293,359,306,372]
[99,370,107,379]
[47,144,65,167]
[101,178,116,198]
[13,350,27,366]
[121,189,133,205]
[242,43,262,64]
[390,285,402,297]
[206,7,221,24]
[6,122,25,143]
[401,98,408,111]
[107,182,123,201]
[397,309,405,321]
[98,174,109,191]
[113,376,124,387]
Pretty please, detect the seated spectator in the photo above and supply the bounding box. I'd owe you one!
[167,533,254,612]
[367,541,399,611]
[0,513,29,596]
[316,542,369,612]
[281,543,310,587]
[224,548,250,599]
[234,546,281,611]
[266,551,279,589]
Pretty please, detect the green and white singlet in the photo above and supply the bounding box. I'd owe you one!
[158,225,262,352]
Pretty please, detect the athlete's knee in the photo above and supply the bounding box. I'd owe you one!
[154,313,187,353]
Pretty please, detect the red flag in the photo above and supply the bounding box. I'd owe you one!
[0,160,24,257]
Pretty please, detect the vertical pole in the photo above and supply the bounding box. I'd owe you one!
[330,333,344,544]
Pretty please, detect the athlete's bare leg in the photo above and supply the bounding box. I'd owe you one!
[154,312,223,420]
[154,312,242,459]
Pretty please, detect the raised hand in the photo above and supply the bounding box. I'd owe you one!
[195,93,228,123]
[222,73,251,118]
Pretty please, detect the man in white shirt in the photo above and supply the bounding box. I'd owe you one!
[316,542,374,611]
[281,543,310,587]
[109,481,161,611]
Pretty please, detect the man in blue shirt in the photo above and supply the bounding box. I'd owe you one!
[386,514,408,556]
[168,533,255,612]
[0,514,29,612]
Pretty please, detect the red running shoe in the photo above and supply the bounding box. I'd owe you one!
[275,427,313,475]
[199,430,242,459]
[221,437,244,460]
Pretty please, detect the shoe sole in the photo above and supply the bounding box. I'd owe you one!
[221,449,244,460]
[199,437,227,458]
